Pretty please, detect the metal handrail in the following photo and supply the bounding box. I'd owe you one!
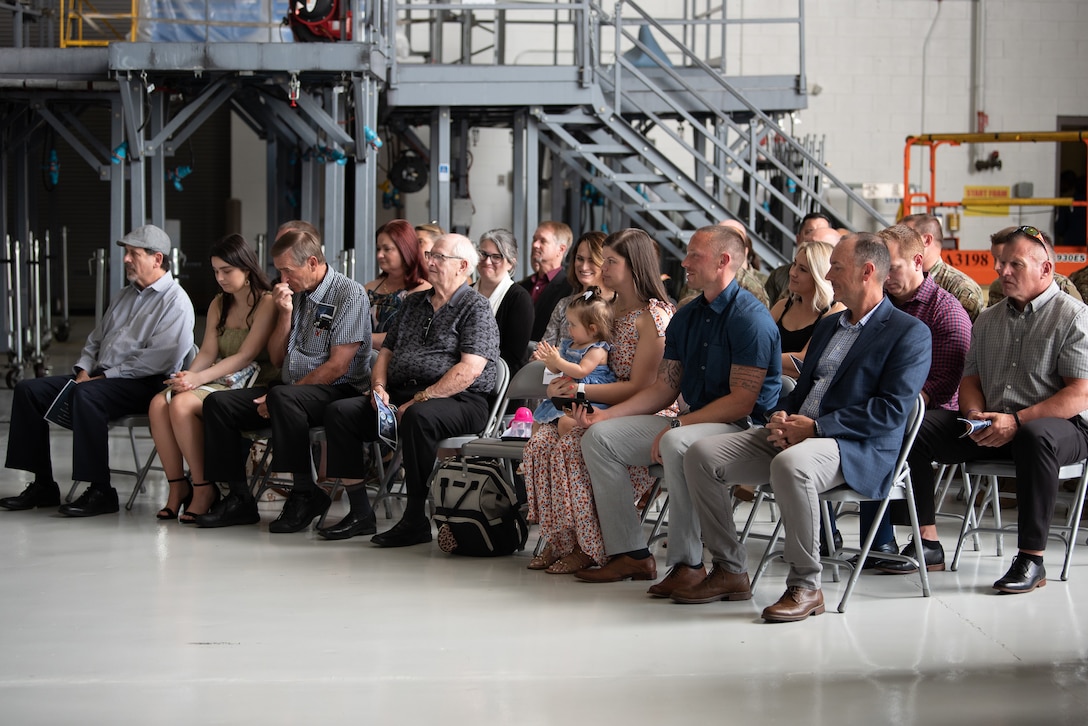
[602,0,890,233]
[61,0,139,48]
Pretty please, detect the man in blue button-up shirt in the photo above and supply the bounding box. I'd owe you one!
[574,224,781,597]
[2,225,195,517]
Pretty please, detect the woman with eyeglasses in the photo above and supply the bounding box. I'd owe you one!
[364,219,430,350]
[473,229,535,374]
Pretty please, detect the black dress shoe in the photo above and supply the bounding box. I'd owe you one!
[317,509,377,540]
[819,529,844,557]
[269,489,332,533]
[0,480,61,510]
[875,538,945,574]
[849,540,899,570]
[371,517,432,547]
[58,487,119,517]
[993,554,1047,594]
[195,493,260,528]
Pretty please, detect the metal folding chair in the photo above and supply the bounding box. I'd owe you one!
[951,458,1088,581]
[750,394,929,613]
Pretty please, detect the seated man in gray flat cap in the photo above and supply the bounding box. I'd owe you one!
[1,225,195,517]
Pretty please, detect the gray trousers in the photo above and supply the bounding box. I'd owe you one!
[684,427,844,589]
[581,416,741,567]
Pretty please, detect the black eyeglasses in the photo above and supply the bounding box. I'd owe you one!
[1016,226,1051,263]
[478,252,505,265]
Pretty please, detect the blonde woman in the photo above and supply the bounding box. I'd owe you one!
[770,240,844,378]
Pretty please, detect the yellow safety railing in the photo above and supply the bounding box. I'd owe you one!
[61,0,139,48]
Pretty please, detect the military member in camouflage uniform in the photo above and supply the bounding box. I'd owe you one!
[902,213,985,321]
[1070,266,1088,303]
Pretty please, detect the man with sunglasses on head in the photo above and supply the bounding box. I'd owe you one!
[989,226,1081,305]
[903,225,1088,594]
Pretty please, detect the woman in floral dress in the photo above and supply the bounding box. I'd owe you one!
[523,228,676,574]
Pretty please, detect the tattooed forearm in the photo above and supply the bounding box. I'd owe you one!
[659,359,683,391]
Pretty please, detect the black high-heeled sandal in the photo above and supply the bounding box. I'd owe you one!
[179,482,222,524]
[157,476,193,520]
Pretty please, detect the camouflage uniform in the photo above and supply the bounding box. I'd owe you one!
[1070,265,1088,303]
[928,259,984,321]
[737,266,771,307]
[990,273,1083,306]
[763,263,791,305]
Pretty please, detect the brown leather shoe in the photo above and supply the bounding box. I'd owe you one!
[574,554,657,583]
[670,566,753,603]
[761,586,825,622]
[647,564,708,598]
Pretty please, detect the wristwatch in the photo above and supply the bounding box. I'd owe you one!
[577,382,586,395]
[669,417,682,429]
[413,388,431,403]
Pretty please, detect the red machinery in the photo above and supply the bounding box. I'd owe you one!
[287,0,352,42]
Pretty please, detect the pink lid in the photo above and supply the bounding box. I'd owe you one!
[512,406,534,423]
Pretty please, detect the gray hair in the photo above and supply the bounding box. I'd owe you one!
[478,228,519,267]
[439,233,480,271]
[851,232,891,279]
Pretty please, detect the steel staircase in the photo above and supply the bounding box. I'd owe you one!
[531,0,891,266]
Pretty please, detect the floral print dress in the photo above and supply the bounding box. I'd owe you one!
[523,299,676,565]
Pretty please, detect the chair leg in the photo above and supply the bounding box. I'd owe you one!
[836,497,890,613]
[646,494,670,546]
[126,446,158,511]
[248,442,275,501]
[1061,469,1088,581]
[989,475,1004,557]
[951,470,981,571]
[66,481,80,502]
[748,518,784,592]
[904,477,932,598]
[739,488,769,544]
[820,502,840,584]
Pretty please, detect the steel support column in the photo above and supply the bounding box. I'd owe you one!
[149,92,166,228]
[322,87,345,264]
[512,109,528,272]
[524,112,540,270]
[430,106,451,231]
[109,95,126,290]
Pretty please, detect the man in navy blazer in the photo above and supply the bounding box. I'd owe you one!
[683,233,931,621]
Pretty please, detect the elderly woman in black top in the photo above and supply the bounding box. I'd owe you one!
[474,228,535,374]
[317,233,501,545]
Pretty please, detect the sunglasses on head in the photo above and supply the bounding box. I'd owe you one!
[1015,226,1051,264]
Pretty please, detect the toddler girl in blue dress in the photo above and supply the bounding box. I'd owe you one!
[533,287,617,436]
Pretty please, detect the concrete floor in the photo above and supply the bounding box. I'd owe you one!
[0,319,1086,725]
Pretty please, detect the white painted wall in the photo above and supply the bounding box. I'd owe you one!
[229,112,268,245]
[231,0,1088,253]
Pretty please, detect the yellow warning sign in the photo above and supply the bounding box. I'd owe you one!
[963,186,1010,216]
